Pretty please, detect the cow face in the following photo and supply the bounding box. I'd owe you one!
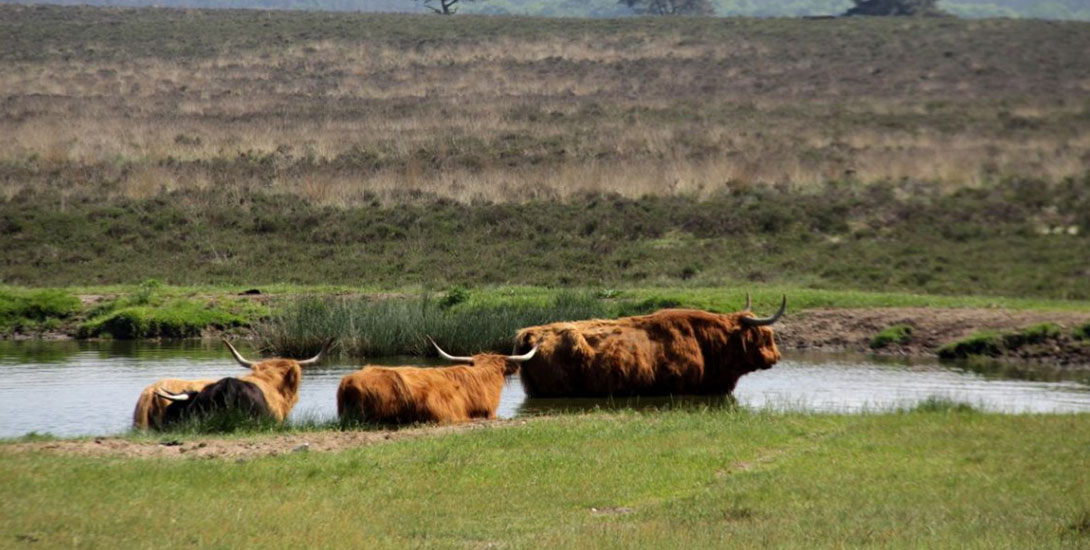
[742,326,781,370]
[247,359,303,395]
[734,295,786,371]
[222,338,331,394]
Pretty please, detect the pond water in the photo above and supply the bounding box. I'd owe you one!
[1,340,1088,438]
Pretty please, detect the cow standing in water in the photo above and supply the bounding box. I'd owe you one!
[149,339,331,429]
[513,295,786,397]
[337,338,537,425]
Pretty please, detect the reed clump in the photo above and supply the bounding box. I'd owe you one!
[254,291,612,358]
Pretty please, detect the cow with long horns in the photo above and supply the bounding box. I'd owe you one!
[513,294,786,397]
[133,378,217,430]
[150,339,331,429]
[337,339,537,425]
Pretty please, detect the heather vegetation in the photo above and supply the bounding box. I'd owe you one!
[1,6,1088,300]
[3,8,1089,297]
[5,0,1090,19]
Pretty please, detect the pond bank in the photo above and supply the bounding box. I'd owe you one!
[778,307,1090,370]
[1,420,509,460]
[4,285,1089,369]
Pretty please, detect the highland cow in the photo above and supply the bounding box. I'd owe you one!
[150,338,331,429]
[337,338,537,425]
[132,378,217,430]
[513,295,786,397]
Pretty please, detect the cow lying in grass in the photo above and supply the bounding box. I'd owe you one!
[133,378,217,430]
[149,338,331,430]
[337,338,537,425]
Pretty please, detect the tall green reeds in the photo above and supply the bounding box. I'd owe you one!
[254,291,611,359]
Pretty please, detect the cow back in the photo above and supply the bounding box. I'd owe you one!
[132,378,217,430]
[338,361,507,425]
[516,309,777,397]
[160,378,272,429]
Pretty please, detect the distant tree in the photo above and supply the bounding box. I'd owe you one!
[421,0,472,14]
[620,0,715,16]
[844,0,946,16]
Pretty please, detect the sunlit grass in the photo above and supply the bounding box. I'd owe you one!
[2,407,1088,549]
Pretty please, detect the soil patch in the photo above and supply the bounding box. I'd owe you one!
[777,307,1090,366]
[1,420,521,460]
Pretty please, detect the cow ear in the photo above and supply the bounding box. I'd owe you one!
[282,365,301,391]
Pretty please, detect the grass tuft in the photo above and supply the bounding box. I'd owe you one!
[255,291,611,358]
[1002,322,1062,347]
[870,323,914,349]
[906,396,979,414]
[0,288,81,333]
[937,330,1004,359]
[77,301,249,339]
[1072,322,1090,341]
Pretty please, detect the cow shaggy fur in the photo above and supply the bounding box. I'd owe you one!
[234,357,304,422]
[158,377,272,429]
[132,378,217,430]
[514,308,782,397]
[337,354,521,425]
[137,339,328,430]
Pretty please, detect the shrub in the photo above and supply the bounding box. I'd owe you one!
[1072,322,1090,341]
[438,286,470,310]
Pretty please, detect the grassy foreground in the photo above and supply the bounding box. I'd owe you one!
[2,408,1089,549]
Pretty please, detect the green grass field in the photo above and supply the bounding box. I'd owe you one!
[3,407,1089,549]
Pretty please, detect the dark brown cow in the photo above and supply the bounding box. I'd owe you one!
[151,339,331,428]
[513,295,786,397]
[337,339,537,425]
[133,378,217,430]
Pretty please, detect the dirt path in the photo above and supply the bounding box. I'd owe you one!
[0,420,523,460]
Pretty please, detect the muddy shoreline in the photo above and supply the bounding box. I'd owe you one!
[0,419,519,460]
[776,307,1090,368]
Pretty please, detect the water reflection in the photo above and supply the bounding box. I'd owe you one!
[0,341,1087,438]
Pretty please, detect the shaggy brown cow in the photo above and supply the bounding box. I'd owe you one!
[513,295,786,397]
[336,339,537,425]
[133,378,217,430]
[148,339,331,428]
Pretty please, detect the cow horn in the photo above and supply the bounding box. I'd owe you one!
[155,389,190,402]
[428,337,474,363]
[740,295,787,327]
[222,338,257,369]
[297,337,334,366]
[505,345,538,363]
[743,292,752,312]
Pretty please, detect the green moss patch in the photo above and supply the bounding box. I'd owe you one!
[870,323,914,349]
[77,300,249,339]
[0,288,81,333]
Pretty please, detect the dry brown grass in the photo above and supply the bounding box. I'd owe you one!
[2,9,1089,205]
